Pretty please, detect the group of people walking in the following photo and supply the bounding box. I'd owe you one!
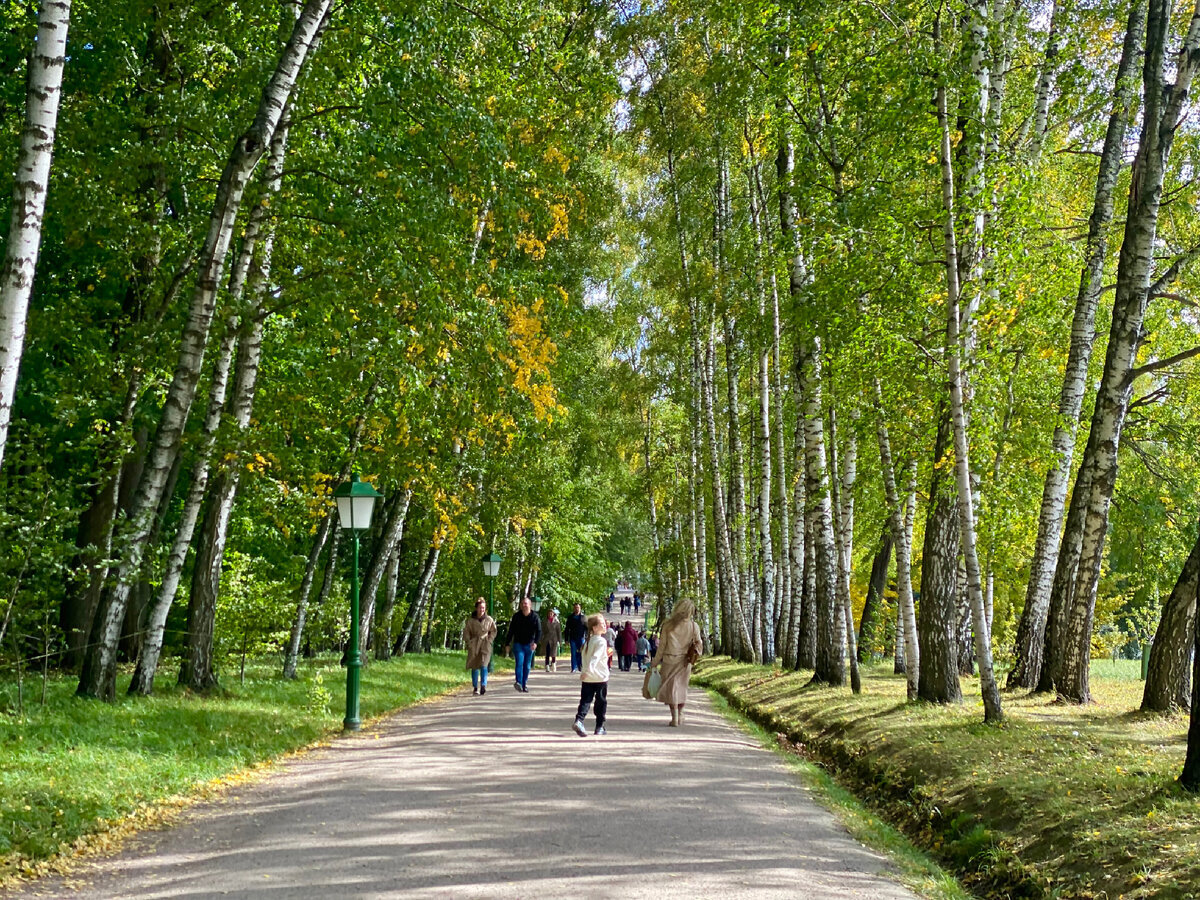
[605,592,641,616]
[460,595,703,735]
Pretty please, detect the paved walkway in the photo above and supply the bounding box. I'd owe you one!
[10,638,919,899]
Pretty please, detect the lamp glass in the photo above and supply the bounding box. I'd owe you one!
[482,558,500,577]
[336,494,377,531]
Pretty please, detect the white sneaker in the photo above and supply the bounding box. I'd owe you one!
[572,719,587,737]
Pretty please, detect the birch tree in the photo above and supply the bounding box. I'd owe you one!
[77,0,333,701]
[0,0,71,475]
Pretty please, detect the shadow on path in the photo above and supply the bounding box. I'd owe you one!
[6,650,918,899]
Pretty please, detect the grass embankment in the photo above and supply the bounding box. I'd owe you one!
[693,658,1198,899]
[0,651,479,883]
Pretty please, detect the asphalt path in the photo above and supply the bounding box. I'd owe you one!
[9,628,919,899]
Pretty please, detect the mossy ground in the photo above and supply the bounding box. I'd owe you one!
[693,658,1198,899]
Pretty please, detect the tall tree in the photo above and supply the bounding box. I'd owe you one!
[0,0,71,474]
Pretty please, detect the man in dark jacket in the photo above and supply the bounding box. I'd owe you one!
[565,603,588,672]
[506,597,542,692]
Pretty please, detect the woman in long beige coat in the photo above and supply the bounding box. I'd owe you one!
[462,598,497,695]
[650,598,702,726]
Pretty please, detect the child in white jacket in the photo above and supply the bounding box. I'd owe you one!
[573,614,610,737]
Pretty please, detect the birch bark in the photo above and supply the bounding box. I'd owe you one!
[717,159,754,661]
[1142,523,1200,712]
[357,487,415,651]
[130,102,295,694]
[1181,593,1200,790]
[77,0,333,700]
[777,131,841,686]
[747,161,776,663]
[0,0,71,475]
[396,545,441,657]
[828,402,859,692]
[873,378,920,699]
[937,78,1004,723]
[1009,0,1146,690]
[1055,0,1200,704]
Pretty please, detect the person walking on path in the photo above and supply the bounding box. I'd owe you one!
[565,603,587,672]
[462,598,497,695]
[604,620,617,669]
[650,598,702,726]
[636,630,650,671]
[542,608,562,672]
[506,597,541,692]
[572,613,610,737]
[617,620,638,671]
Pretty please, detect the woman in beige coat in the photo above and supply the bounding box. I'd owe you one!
[650,598,703,726]
[462,598,498,694]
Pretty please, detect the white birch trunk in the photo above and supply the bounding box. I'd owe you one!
[747,162,776,662]
[0,0,71,475]
[1026,0,1063,164]
[872,377,920,699]
[357,487,415,649]
[1010,0,1147,691]
[937,82,1004,724]
[77,0,333,700]
[130,107,294,695]
[1058,0,1200,703]
[830,403,860,692]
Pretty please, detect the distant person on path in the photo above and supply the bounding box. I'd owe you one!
[651,599,703,726]
[565,603,587,672]
[543,608,562,672]
[506,597,541,692]
[636,630,650,671]
[462,598,497,695]
[606,592,614,614]
[604,620,617,669]
[634,595,640,614]
[617,620,638,671]
[572,614,609,737]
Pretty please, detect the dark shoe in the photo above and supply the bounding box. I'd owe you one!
[594,726,607,736]
[572,719,587,737]
[473,687,479,695]
[514,682,521,692]
[521,685,529,692]
[480,685,486,695]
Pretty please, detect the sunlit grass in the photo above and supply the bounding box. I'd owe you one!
[694,658,1198,899]
[0,652,474,882]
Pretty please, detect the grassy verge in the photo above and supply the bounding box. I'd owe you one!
[705,689,973,900]
[693,658,1198,900]
[0,651,481,883]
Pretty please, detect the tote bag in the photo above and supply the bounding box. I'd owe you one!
[642,667,662,700]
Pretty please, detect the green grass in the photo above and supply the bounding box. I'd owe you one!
[693,658,1199,899]
[705,689,974,900]
[0,651,480,882]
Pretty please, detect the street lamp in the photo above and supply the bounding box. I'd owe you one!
[333,473,383,731]
[481,552,502,618]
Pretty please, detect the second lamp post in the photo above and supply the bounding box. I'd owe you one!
[333,473,383,731]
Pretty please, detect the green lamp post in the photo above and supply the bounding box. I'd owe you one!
[333,473,383,732]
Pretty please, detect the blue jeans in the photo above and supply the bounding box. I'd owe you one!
[569,639,584,672]
[513,642,534,687]
[471,667,488,689]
